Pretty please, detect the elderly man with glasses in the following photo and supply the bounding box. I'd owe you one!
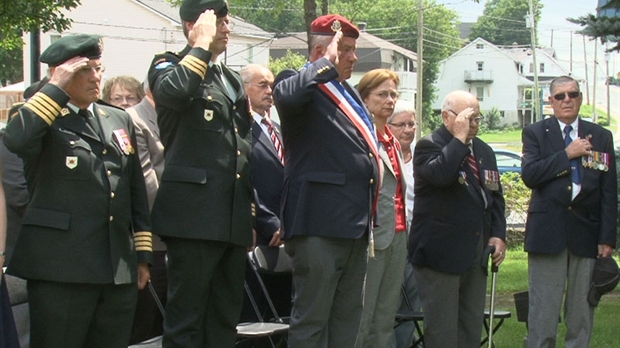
[409,90,506,348]
[522,75,617,348]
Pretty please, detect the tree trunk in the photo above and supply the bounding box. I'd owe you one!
[304,0,318,53]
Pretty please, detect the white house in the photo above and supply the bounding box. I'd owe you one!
[434,37,534,126]
[21,0,273,86]
[434,37,577,127]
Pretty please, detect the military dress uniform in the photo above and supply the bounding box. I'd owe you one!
[3,82,153,348]
[148,41,253,346]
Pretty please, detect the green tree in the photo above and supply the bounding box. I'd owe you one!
[333,0,462,131]
[0,0,81,86]
[0,0,81,50]
[269,49,307,76]
[569,0,620,52]
[469,0,543,46]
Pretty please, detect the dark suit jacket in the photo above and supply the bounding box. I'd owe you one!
[521,116,617,257]
[273,58,380,240]
[148,45,253,247]
[3,84,152,284]
[251,117,284,245]
[409,125,506,275]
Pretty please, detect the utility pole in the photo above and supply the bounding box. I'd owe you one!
[583,35,591,105]
[415,0,423,142]
[570,31,573,73]
[605,51,611,126]
[593,40,598,122]
[527,0,540,123]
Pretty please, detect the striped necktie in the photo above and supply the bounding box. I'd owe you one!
[468,154,480,183]
[262,117,284,164]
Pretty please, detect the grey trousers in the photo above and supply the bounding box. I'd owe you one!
[527,249,596,348]
[412,245,487,348]
[356,232,407,348]
[285,235,368,348]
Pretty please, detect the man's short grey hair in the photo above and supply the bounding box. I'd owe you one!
[388,100,416,123]
[309,34,333,55]
[549,75,579,95]
[239,63,266,84]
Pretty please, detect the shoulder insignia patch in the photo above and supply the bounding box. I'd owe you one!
[155,61,173,70]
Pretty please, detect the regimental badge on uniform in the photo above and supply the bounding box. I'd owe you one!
[204,109,214,122]
[61,108,70,116]
[66,156,78,169]
[112,129,135,155]
[582,151,610,172]
[483,169,500,191]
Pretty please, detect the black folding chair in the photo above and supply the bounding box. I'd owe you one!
[236,247,290,348]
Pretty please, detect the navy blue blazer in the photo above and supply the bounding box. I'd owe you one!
[521,116,617,258]
[251,118,284,245]
[409,125,506,275]
[273,58,380,240]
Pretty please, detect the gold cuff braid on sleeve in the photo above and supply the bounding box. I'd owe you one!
[133,231,153,252]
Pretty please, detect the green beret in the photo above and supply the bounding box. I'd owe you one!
[179,0,229,22]
[40,34,103,66]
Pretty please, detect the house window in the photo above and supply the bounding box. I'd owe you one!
[476,87,484,101]
[476,44,484,49]
[539,63,545,73]
[529,63,534,73]
[477,61,484,71]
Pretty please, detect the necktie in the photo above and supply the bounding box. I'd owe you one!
[468,153,480,183]
[211,63,237,100]
[79,108,101,140]
[262,117,284,164]
[564,125,581,184]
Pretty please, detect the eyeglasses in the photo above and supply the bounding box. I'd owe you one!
[448,109,483,124]
[250,82,273,90]
[389,121,418,129]
[111,95,138,104]
[553,91,581,101]
[372,90,399,100]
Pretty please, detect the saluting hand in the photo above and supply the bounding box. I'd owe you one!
[323,30,343,65]
[189,9,217,50]
[48,56,90,89]
[452,107,474,144]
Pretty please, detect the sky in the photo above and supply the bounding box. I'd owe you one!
[435,0,618,87]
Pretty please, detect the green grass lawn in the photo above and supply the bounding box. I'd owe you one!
[483,247,620,347]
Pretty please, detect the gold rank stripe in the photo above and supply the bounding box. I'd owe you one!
[134,231,153,252]
[180,55,207,77]
[23,92,62,125]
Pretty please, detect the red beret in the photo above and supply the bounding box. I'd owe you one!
[311,14,359,39]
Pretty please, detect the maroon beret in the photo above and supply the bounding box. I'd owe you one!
[311,14,359,39]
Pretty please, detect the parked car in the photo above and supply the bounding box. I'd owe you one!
[493,148,522,174]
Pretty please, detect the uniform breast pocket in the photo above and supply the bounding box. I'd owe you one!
[191,83,228,132]
[51,129,93,180]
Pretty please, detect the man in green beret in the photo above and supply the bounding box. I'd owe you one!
[147,0,253,347]
[3,34,153,348]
